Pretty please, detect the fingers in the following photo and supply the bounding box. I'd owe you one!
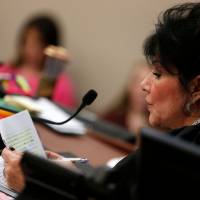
[45,151,78,171]
[45,151,63,160]
[1,148,25,192]
[4,161,25,192]
[2,148,21,176]
[2,148,22,163]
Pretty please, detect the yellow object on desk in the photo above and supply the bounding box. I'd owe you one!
[4,95,41,114]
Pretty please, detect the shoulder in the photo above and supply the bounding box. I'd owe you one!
[57,73,73,82]
[54,73,75,89]
[105,151,140,199]
[53,73,75,93]
[52,72,76,107]
[169,124,200,145]
[109,150,140,181]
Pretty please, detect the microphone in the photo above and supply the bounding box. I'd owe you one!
[0,89,97,125]
[33,89,98,125]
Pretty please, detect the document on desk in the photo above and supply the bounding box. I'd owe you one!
[0,110,46,198]
[36,98,86,135]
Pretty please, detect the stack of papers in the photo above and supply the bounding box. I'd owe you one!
[36,98,86,135]
[4,96,86,135]
[4,96,41,114]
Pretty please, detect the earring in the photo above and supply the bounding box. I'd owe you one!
[185,102,192,114]
[185,101,193,114]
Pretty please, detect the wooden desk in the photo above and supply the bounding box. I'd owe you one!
[35,123,135,166]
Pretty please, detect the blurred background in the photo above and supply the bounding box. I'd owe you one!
[0,0,191,113]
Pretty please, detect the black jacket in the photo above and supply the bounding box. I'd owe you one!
[105,124,200,200]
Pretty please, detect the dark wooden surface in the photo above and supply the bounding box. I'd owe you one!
[35,123,135,166]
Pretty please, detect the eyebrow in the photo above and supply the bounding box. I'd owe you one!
[151,58,160,65]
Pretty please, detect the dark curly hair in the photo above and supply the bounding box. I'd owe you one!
[143,3,200,89]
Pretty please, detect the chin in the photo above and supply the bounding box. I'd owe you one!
[149,116,161,129]
[149,117,172,131]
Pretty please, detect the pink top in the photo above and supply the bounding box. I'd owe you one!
[0,64,77,108]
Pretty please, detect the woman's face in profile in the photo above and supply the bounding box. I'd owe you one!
[141,63,189,130]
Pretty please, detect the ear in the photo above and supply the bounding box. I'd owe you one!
[189,75,200,104]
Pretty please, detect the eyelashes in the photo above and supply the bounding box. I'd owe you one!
[152,71,161,79]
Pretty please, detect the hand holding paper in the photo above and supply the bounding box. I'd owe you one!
[0,110,46,197]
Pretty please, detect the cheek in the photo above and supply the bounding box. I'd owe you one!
[151,79,185,106]
[24,46,44,62]
[150,83,167,105]
[149,80,187,127]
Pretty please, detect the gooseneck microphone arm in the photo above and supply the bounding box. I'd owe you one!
[33,89,97,125]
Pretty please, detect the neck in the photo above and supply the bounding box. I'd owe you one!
[186,111,200,126]
[172,116,199,130]
[156,116,200,132]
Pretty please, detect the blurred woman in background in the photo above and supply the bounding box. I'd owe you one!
[101,61,150,142]
[0,15,77,108]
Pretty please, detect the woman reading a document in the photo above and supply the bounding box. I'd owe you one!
[2,2,200,199]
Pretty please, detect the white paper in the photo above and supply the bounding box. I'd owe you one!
[0,110,46,157]
[36,98,86,135]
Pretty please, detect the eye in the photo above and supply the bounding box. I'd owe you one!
[152,71,161,79]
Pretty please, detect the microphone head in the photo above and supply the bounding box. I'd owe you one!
[82,89,98,106]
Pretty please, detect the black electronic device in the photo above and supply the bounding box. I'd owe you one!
[16,152,115,200]
[139,127,200,199]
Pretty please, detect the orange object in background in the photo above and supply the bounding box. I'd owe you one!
[0,109,14,119]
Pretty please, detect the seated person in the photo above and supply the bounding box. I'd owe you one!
[0,15,77,108]
[2,2,200,199]
[101,62,150,144]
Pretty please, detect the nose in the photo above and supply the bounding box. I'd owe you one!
[140,72,151,93]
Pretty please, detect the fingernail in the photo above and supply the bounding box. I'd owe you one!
[9,147,15,151]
